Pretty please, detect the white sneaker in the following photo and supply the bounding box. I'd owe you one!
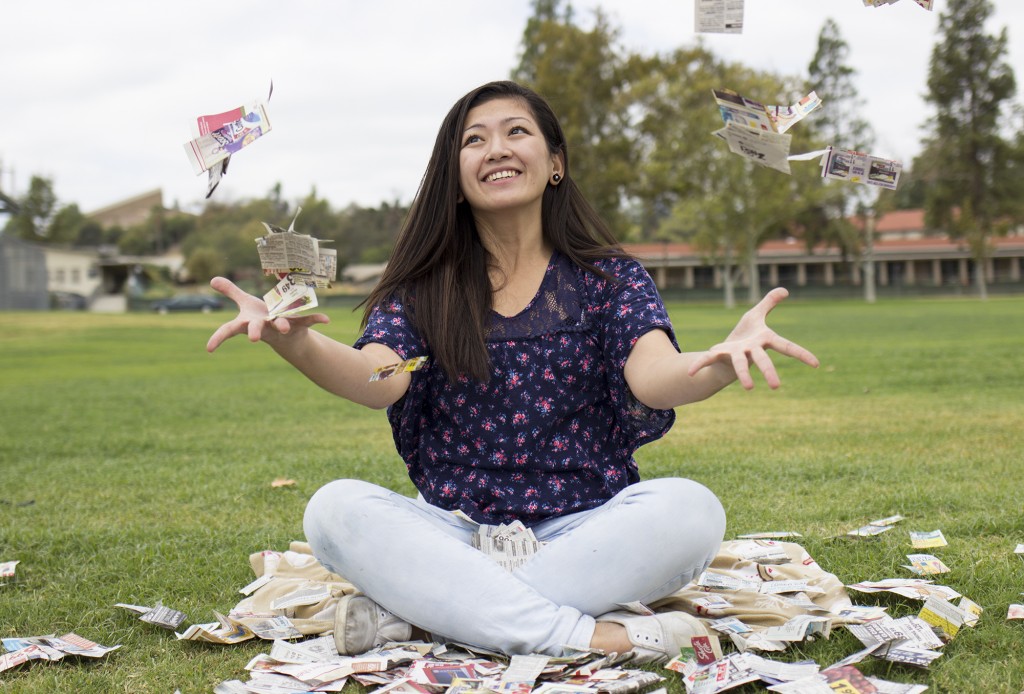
[334,594,413,655]
[596,610,710,664]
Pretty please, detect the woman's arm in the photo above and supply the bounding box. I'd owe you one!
[624,288,819,410]
[206,277,411,410]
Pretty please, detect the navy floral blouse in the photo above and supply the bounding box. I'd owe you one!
[353,251,679,525]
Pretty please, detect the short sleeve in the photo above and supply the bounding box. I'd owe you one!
[353,296,427,360]
[591,257,678,449]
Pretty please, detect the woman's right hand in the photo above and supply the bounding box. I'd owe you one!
[205,276,330,353]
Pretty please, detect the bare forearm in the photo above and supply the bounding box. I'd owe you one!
[624,290,819,409]
[631,351,738,410]
[264,330,406,409]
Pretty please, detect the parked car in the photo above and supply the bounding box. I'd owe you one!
[152,295,224,314]
[50,291,88,310]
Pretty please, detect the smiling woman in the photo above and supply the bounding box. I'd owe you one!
[457,99,565,316]
[205,80,819,663]
[457,100,562,219]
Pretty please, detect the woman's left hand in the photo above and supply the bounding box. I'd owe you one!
[687,287,820,390]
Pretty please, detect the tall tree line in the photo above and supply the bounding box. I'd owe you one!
[513,0,1022,302]
[913,0,1021,299]
[6,0,1020,301]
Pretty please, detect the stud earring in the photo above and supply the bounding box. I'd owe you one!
[551,173,561,184]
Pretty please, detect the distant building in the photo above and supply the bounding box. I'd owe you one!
[627,209,1024,294]
[1,188,187,311]
[87,188,164,229]
[341,263,388,291]
[0,235,48,310]
[45,246,103,298]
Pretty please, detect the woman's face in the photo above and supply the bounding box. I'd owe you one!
[458,97,562,218]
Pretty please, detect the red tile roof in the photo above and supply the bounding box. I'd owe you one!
[624,209,1024,260]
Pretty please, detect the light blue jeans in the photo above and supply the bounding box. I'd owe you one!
[303,477,725,656]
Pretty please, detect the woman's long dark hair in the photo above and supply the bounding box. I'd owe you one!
[362,80,627,382]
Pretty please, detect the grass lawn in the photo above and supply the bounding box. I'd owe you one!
[1,295,1022,692]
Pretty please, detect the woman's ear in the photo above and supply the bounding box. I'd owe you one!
[550,152,565,184]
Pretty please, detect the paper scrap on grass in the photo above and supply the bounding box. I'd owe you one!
[840,514,908,538]
[737,531,803,539]
[846,578,961,601]
[759,615,831,644]
[500,654,550,685]
[909,529,947,549]
[869,514,905,527]
[615,600,655,615]
[831,605,888,623]
[210,537,969,692]
[957,597,983,627]
[238,572,275,596]
[846,523,894,538]
[269,584,333,611]
[230,614,303,641]
[0,633,121,673]
[695,0,744,33]
[710,616,752,635]
[698,570,760,592]
[768,664,928,693]
[918,595,974,640]
[820,665,879,693]
[903,553,950,576]
[369,356,430,382]
[691,593,734,615]
[115,601,188,629]
[676,634,723,666]
[0,560,18,585]
[175,611,256,644]
[184,82,273,198]
[698,571,824,596]
[732,539,791,564]
[845,614,945,653]
[271,478,296,488]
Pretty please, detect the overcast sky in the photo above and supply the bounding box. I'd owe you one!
[2,1,1021,216]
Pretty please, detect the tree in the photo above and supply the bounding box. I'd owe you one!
[889,166,928,210]
[634,54,827,307]
[331,200,407,265]
[1,176,107,246]
[806,19,873,159]
[512,0,639,232]
[46,203,89,245]
[185,246,228,284]
[628,45,723,239]
[917,0,1018,299]
[803,18,876,290]
[183,199,285,284]
[3,176,57,239]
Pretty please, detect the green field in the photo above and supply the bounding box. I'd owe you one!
[1,296,1022,692]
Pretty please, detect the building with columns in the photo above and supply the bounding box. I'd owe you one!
[625,209,1024,296]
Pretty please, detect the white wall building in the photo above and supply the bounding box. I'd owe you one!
[44,246,103,298]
